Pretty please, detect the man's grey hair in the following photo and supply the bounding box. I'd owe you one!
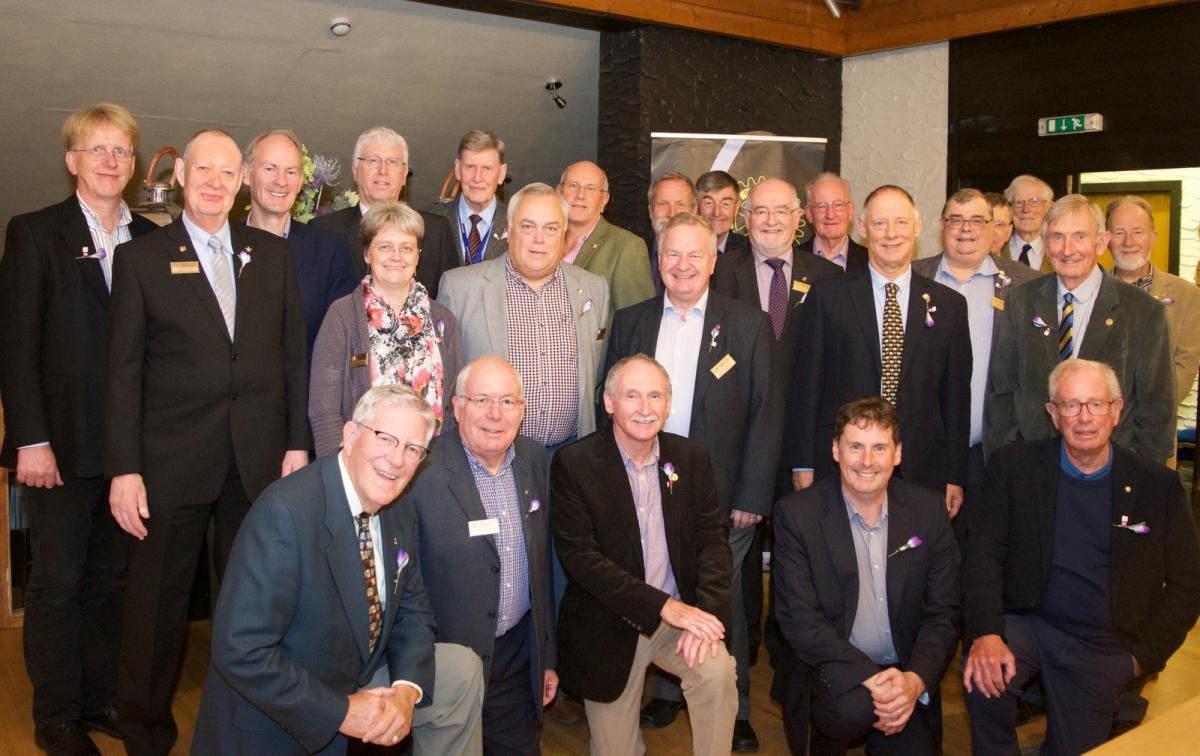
[1042,194,1106,239]
[1105,195,1156,232]
[647,172,697,207]
[1047,358,1123,404]
[1004,174,1054,204]
[353,126,409,166]
[804,172,853,205]
[454,356,525,398]
[244,129,303,168]
[603,354,673,405]
[351,384,436,442]
[660,212,718,255]
[507,182,570,230]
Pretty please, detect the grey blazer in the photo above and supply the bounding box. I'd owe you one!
[985,270,1175,464]
[428,196,509,264]
[308,291,463,457]
[1147,269,1200,410]
[437,255,611,438]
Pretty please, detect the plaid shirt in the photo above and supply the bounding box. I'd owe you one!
[505,259,579,446]
[616,436,679,600]
[464,443,530,636]
[1132,266,1154,292]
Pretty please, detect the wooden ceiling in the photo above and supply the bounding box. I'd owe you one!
[519,0,1187,56]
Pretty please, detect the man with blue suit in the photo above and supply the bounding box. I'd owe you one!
[244,129,358,356]
[428,129,510,266]
[193,385,484,755]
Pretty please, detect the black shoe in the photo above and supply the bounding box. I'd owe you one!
[548,696,587,726]
[80,707,121,739]
[639,697,685,729]
[732,719,759,752]
[34,721,100,756]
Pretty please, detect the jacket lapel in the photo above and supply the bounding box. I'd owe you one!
[229,224,256,345]
[1108,448,1139,591]
[61,198,110,304]
[690,295,723,419]
[598,432,647,576]
[850,275,883,376]
[573,217,607,271]
[819,485,860,633]
[322,455,373,665]
[732,255,761,310]
[884,489,914,624]
[657,434,686,582]
[445,434,498,558]
[166,219,231,343]
[898,275,929,388]
[482,261,509,357]
[1079,274,1118,359]
[1033,277,1060,369]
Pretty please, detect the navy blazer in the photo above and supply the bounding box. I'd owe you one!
[193,453,435,755]
[796,235,870,277]
[284,220,358,356]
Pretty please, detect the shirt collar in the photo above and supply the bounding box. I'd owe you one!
[337,451,368,519]
[750,245,794,269]
[935,252,999,282]
[458,195,498,228]
[1057,265,1104,303]
[76,192,132,231]
[663,288,710,321]
[815,235,849,261]
[504,255,562,290]
[462,439,516,476]
[180,211,233,255]
[615,433,660,471]
[869,264,912,293]
[1132,265,1155,292]
[843,488,889,528]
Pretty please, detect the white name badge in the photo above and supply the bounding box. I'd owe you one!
[469,518,500,537]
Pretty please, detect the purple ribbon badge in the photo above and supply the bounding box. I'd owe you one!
[1032,315,1052,336]
[662,462,679,494]
[1114,515,1150,534]
[237,247,252,278]
[578,297,593,318]
[888,535,923,558]
[393,548,410,593]
[76,246,106,261]
[922,293,937,328]
[709,324,721,351]
[528,498,541,516]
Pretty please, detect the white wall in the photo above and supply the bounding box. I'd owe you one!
[841,43,948,258]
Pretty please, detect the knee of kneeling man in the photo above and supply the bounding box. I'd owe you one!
[434,642,485,695]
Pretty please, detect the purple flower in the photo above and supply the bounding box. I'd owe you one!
[393,548,410,592]
[1114,517,1150,535]
[528,498,541,515]
[662,462,679,494]
[1161,296,1176,305]
[76,246,107,261]
[578,298,593,318]
[922,293,936,328]
[237,247,252,278]
[709,324,721,350]
[888,535,923,558]
[436,319,445,340]
[1032,315,1052,336]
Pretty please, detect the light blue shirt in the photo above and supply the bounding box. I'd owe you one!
[457,196,498,262]
[656,290,708,437]
[934,254,1000,445]
[1057,265,1104,358]
[180,212,237,312]
[844,491,898,666]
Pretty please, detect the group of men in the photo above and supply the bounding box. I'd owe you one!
[3,100,1200,756]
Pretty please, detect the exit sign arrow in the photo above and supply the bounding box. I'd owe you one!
[1038,113,1104,136]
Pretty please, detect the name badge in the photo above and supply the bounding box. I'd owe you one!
[792,279,811,294]
[711,354,736,379]
[350,353,368,368]
[992,296,1005,311]
[170,261,200,275]
[468,518,500,538]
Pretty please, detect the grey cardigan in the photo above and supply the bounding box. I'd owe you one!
[308,291,463,457]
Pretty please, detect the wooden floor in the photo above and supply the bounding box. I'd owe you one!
[2,618,1200,755]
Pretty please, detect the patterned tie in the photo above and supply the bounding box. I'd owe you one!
[466,214,482,264]
[1019,243,1032,266]
[207,236,235,338]
[1059,292,1075,361]
[881,282,903,406]
[765,257,788,340]
[357,513,383,653]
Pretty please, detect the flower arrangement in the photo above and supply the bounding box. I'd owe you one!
[291,146,342,222]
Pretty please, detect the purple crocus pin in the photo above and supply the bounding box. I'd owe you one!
[528,498,541,516]
[393,548,410,592]
[76,246,106,261]
[237,247,252,278]
[1114,515,1150,534]
[436,319,446,340]
[888,535,923,558]
[1160,296,1176,305]
[662,462,679,494]
[709,324,721,351]
[1032,315,1052,336]
[921,293,937,328]
[579,298,593,318]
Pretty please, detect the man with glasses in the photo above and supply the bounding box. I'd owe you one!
[312,126,457,297]
[557,160,654,311]
[797,172,868,275]
[986,195,1175,466]
[194,384,485,756]
[1003,174,1055,272]
[404,356,556,755]
[604,213,779,751]
[429,130,510,266]
[985,192,1014,258]
[1,102,157,756]
[963,358,1200,756]
[696,170,750,257]
[913,189,1035,538]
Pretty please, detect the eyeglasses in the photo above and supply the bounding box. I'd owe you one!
[356,156,406,170]
[1013,197,1049,210]
[662,250,708,264]
[559,180,606,195]
[70,145,134,162]
[942,216,989,230]
[369,241,418,256]
[1052,399,1116,417]
[356,422,429,460]
[463,395,524,412]
[748,206,797,221]
[809,200,850,213]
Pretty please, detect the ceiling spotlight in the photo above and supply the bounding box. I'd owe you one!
[545,80,567,110]
[330,17,351,37]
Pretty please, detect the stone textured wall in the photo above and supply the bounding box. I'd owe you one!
[841,43,949,258]
[599,26,842,237]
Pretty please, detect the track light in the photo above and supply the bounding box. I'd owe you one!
[545,80,567,110]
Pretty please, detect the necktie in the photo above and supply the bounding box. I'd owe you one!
[765,257,788,340]
[1019,243,1032,266]
[881,282,903,406]
[357,513,383,653]
[466,214,482,264]
[207,236,235,338]
[1059,292,1074,361]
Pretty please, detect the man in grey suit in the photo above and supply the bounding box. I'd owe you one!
[986,194,1175,465]
[438,182,611,447]
[558,160,654,312]
[428,129,509,266]
[912,188,1036,538]
[406,356,555,754]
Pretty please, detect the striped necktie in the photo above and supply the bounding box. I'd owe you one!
[207,236,235,338]
[466,214,482,264]
[1059,292,1074,361]
[357,513,383,652]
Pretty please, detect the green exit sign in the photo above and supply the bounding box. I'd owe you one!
[1038,113,1104,136]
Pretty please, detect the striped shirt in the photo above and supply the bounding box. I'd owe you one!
[464,443,530,636]
[615,435,679,600]
[76,193,133,290]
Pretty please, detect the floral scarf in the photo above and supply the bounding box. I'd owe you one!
[363,276,446,432]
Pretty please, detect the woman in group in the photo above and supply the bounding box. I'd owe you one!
[309,201,462,456]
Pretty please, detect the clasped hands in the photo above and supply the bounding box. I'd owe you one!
[340,685,420,746]
[660,597,725,668]
[861,668,925,736]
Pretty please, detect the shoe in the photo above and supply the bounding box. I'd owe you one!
[549,696,587,726]
[80,707,121,739]
[732,719,759,752]
[34,721,100,756]
[639,697,685,729]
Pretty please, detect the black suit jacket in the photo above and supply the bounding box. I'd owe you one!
[773,476,960,697]
[0,196,157,474]
[964,439,1200,675]
[283,219,359,356]
[192,453,435,755]
[406,432,554,715]
[786,270,972,490]
[552,430,731,702]
[311,204,457,299]
[104,217,310,503]
[721,230,751,258]
[796,235,869,277]
[602,291,782,517]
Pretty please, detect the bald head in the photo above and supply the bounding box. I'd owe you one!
[558,160,610,228]
[743,178,802,258]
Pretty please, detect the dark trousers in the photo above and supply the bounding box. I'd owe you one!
[483,611,541,756]
[808,664,941,756]
[117,460,250,756]
[964,613,1137,756]
[957,444,987,544]
[22,474,125,725]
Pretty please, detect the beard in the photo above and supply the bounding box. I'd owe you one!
[1111,249,1150,273]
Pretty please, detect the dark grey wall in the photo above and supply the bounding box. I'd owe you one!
[598,25,843,236]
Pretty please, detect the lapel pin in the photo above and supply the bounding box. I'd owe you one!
[1105,318,1114,326]
[1124,485,1132,493]
[179,245,188,253]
